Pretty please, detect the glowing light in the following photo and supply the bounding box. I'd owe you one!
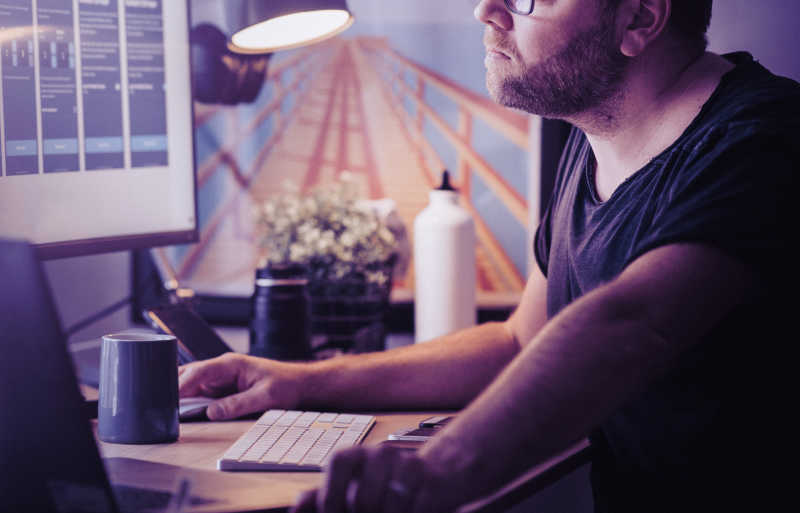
[230,9,353,54]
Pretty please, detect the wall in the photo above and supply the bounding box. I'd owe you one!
[46,251,132,344]
[708,0,800,81]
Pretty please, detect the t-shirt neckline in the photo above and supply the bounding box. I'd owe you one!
[583,52,756,206]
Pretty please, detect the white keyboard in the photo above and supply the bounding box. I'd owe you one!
[217,410,376,471]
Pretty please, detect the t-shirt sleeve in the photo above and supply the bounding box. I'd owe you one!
[534,209,552,277]
[534,125,586,278]
[629,129,795,286]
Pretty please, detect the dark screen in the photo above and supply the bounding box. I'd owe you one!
[0,239,118,512]
[145,304,232,363]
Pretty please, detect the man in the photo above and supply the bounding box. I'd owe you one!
[179,0,796,511]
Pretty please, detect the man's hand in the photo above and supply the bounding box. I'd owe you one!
[178,353,306,420]
[291,446,468,513]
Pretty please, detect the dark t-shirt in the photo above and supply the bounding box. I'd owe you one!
[534,53,797,512]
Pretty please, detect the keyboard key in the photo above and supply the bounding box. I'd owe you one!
[239,426,287,462]
[261,427,305,463]
[293,411,321,428]
[276,411,303,426]
[223,426,268,460]
[257,409,286,426]
[334,414,356,424]
[282,428,324,464]
[302,430,342,467]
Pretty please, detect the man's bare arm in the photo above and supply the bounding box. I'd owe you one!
[298,266,549,410]
[179,267,549,418]
[506,262,549,350]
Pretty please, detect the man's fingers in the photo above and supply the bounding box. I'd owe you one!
[352,446,395,513]
[384,454,425,513]
[298,449,453,513]
[178,354,238,398]
[206,385,266,420]
[319,449,366,513]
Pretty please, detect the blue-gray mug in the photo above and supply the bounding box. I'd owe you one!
[98,333,179,444]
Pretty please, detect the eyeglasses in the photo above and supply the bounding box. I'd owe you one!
[504,0,534,15]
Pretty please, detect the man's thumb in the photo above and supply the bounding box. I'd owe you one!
[207,388,263,420]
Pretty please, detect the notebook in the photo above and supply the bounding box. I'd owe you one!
[0,238,284,513]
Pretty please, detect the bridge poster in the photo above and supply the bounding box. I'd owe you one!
[164,0,539,307]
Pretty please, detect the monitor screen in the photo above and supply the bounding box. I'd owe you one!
[0,0,196,259]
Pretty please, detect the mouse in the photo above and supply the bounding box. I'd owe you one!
[179,396,215,420]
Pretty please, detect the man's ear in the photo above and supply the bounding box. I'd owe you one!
[617,0,671,57]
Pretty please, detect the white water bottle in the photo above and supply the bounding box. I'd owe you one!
[413,170,476,343]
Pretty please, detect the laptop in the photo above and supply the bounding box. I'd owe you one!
[0,239,285,513]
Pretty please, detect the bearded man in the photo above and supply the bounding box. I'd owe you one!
[180,1,797,511]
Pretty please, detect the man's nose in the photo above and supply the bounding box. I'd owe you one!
[474,0,514,31]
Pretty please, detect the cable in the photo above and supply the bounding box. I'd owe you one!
[64,249,193,340]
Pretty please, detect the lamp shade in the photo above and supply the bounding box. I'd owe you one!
[227,0,354,54]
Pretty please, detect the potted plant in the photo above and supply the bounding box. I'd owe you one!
[253,175,403,354]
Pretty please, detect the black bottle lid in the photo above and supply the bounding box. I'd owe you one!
[436,170,457,192]
[255,263,308,281]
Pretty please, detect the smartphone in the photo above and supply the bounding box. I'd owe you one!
[419,415,453,428]
[387,427,440,442]
[144,303,233,364]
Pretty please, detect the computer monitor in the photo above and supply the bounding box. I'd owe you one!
[0,0,197,260]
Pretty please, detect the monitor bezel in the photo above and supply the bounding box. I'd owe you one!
[36,229,198,261]
[31,0,199,261]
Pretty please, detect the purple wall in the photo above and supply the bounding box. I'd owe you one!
[708,0,800,81]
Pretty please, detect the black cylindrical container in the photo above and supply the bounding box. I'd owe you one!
[250,264,312,360]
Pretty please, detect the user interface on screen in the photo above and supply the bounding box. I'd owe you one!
[0,0,195,251]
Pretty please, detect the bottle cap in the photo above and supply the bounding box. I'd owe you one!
[436,170,456,192]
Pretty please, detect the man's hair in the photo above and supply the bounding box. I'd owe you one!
[605,0,713,50]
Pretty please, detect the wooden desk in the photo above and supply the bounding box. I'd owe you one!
[97,412,439,512]
[95,413,591,513]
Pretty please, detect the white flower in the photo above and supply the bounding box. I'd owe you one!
[340,231,357,248]
[253,178,399,283]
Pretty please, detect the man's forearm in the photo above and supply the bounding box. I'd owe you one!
[296,321,520,410]
[418,286,669,503]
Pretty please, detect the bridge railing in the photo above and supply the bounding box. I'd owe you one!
[174,46,330,281]
[356,37,528,290]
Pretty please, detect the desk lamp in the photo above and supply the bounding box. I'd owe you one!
[226,0,354,54]
[191,0,353,104]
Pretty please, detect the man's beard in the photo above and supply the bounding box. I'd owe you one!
[488,16,629,118]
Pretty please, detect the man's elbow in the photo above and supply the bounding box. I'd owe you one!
[500,318,525,353]
[590,286,686,382]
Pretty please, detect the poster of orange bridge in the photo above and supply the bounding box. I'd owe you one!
[162,28,540,307]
